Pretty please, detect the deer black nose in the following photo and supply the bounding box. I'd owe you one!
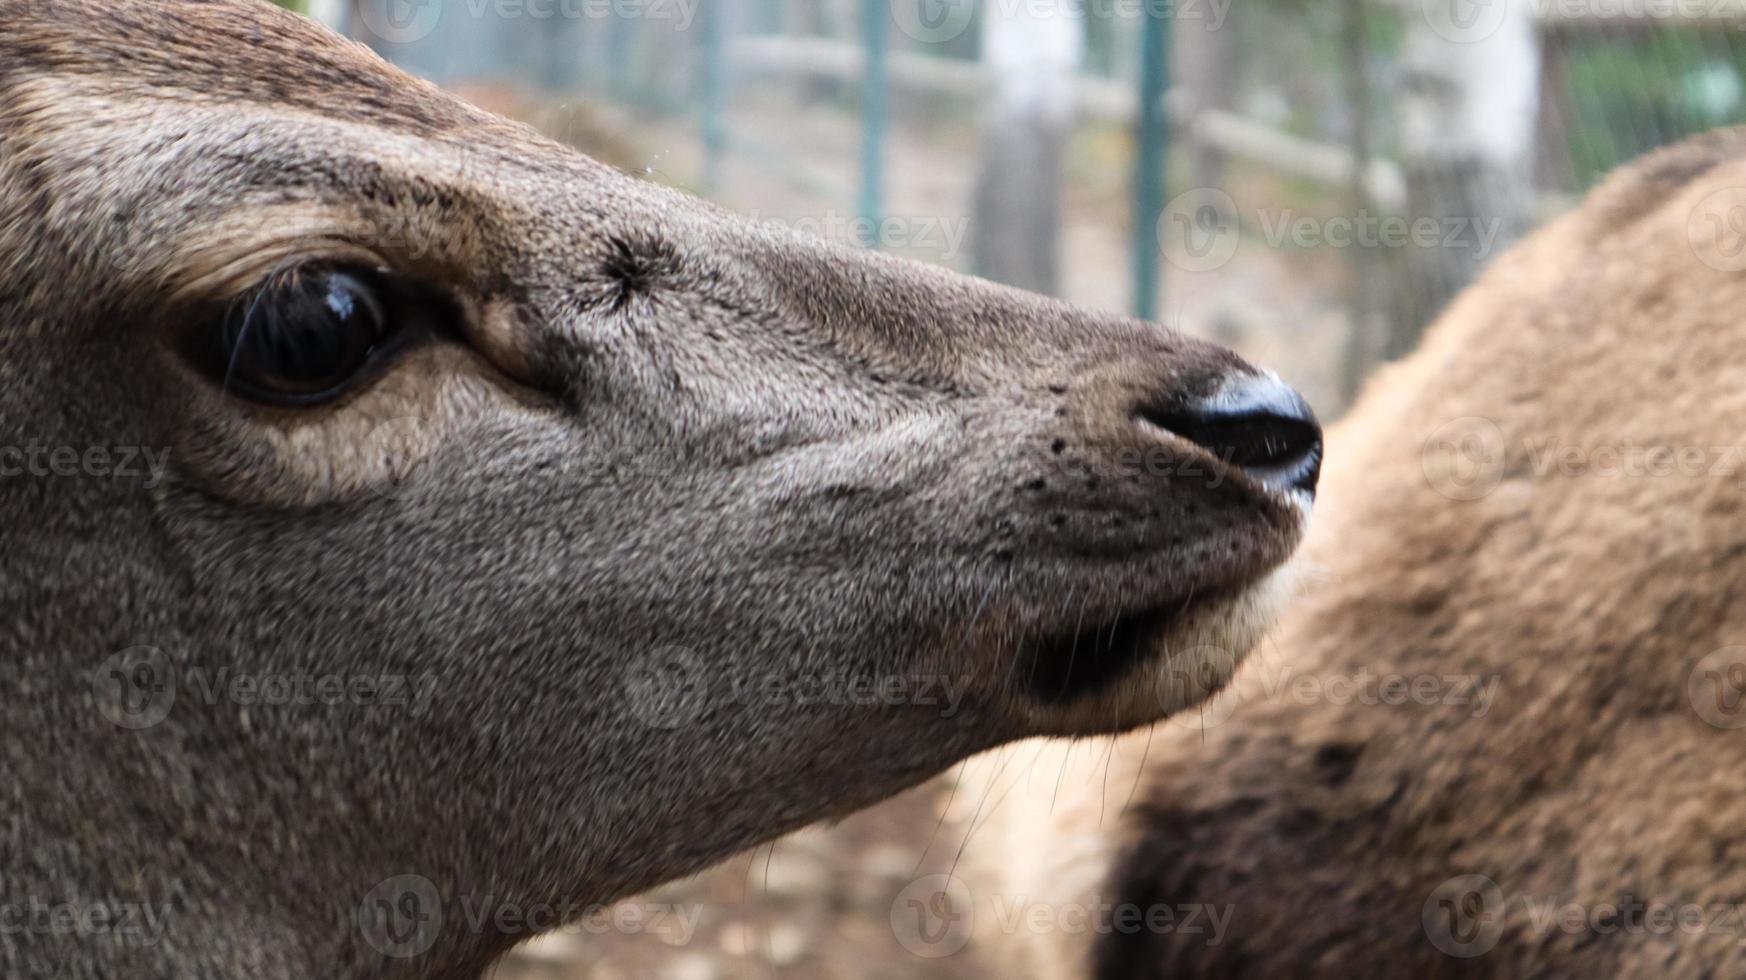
[1139,375,1323,497]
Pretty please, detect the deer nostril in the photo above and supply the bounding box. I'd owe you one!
[1137,375,1323,497]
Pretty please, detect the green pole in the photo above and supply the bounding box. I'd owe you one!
[859,0,890,247]
[1133,1,1171,321]
[700,1,728,195]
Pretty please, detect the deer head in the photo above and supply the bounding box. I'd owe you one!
[0,1,1318,976]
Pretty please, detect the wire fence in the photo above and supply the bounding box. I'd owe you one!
[316,0,1746,414]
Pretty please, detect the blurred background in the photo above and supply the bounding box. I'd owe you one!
[279,0,1746,975]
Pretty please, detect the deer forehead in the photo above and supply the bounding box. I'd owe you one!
[5,76,609,285]
[5,0,484,137]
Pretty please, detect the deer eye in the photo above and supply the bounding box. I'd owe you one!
[204,266,406,405]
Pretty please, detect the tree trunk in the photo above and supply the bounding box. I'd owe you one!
[971,6,1081,296]
[1173,0,1242,191]
[1390,0,1540,358]
[1340,0,1381,408]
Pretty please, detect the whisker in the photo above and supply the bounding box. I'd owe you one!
[912,759,969,877]
[1121,724,1158,816]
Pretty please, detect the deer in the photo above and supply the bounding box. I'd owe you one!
[0,2,1323,978]
[952,128,1746,978]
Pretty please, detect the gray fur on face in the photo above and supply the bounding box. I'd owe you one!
[0,2,1308,977]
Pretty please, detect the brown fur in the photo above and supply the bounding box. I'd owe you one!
[965,128,1746,978]
[0,2,1316,978]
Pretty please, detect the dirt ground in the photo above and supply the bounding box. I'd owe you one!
[467,86,1356,980]
[485,777,997,980]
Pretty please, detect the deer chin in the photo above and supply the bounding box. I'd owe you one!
[1007,559,1305,737]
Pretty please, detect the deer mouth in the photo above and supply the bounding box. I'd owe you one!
[1019,589,1235,705]
[997,555,1303,734]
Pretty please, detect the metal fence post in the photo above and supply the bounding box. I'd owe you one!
[700,1,729,194]
[859,0,890,247]
[1133,1,1171,321]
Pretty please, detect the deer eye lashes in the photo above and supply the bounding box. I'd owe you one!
[185,264,450,407]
